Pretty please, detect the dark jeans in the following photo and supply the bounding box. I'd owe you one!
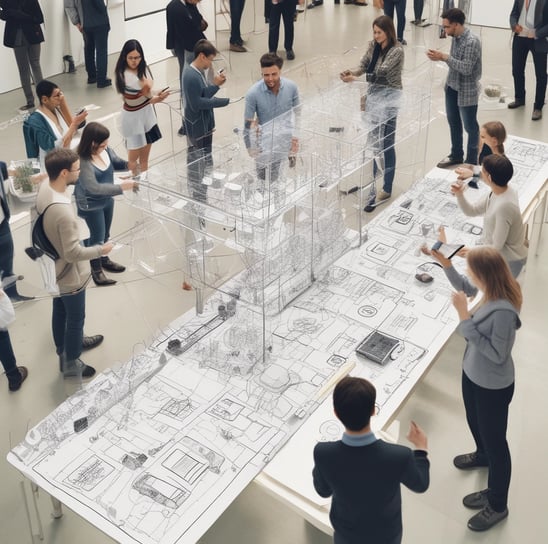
[187,134,213,203]
[462,372,514,512]
[384,0,407,41]
[268,0,296,53]
[0,329,17,376]
[83,25,110,84]
[79,198,114,246]
[413,0,424,20]
[230,0,246,44]
[52,288,86,362]
[174,47,195,118]
[445,86,479,164]
[372,111,398,195]
[512,35,547,110]
[0,219,16,298]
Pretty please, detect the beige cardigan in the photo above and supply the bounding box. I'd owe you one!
[36,183,102,294]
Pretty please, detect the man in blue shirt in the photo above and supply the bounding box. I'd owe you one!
[244,53,300,190]
[313,377,430,544]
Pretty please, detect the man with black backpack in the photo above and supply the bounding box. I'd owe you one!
[36,148,113,379]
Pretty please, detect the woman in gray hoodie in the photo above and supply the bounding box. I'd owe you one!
[432,245,522,532]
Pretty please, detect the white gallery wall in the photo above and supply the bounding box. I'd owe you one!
[0,0,218,95]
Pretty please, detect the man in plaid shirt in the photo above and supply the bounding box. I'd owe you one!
[427,8,482,168]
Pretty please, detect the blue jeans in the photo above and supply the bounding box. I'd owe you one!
[462,372,514,512]
[83,24,109,84]
[384,0,407,42]
[372,111,398,195]
[0,218,16,298]
[79,198,114,246]
[445,86,479,164]
[52,288,86,361]
[187,134,213,203]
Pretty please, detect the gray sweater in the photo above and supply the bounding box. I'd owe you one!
[444,265,521,389]
[456,186,528,264]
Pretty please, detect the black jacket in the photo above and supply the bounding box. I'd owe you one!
[165,0,205,52]
[0,0,44,48]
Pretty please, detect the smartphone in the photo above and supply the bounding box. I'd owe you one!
[76,107,86,115]
[218,68,225,75]
[160,86,170,93]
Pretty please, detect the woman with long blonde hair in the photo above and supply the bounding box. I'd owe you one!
[431,245,522,532]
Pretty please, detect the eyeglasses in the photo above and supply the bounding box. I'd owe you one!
[127,55,142,61]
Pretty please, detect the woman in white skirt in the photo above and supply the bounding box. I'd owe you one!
[114,39,169,177]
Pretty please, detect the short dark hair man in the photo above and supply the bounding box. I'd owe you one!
[182,39,230,202]
[312,377,430,544]
[508,0,548,120]
[427,8,482,169]
[37,148,113,378]
[244,53,300,188]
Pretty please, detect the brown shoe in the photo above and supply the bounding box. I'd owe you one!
[532,108,543,121]
[229,43,247,53]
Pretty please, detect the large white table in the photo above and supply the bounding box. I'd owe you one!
[7,136,548,544]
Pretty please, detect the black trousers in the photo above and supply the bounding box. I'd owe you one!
[413,0,424,20]
[268,0,296,53]
[461,371,514,512]
[512,35,547,110]
[0,219,16,298]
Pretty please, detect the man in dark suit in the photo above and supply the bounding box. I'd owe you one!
[0,0,44,109]
[182,40,230,202]
[509,0,548,120]
[165,0,208,135]
[313,377,430,544]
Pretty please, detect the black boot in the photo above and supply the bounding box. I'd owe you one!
[7,366,28,392]
[91,259,116,286]
[101,256,126,273]
[63,55,76,73]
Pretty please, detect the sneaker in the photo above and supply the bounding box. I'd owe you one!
[463,489,489,509]
[8,366,28,392]
[507,100,524,109]
[286,50,296,61]
[82,334,104,351]
[532,108,543,121]
[453,451,488,470]
[63,358,96,379]
[229,43,247,53]
[377,190,391,202]
[399,38,407,45]
[467,505,508,532]
[437,156,463,168]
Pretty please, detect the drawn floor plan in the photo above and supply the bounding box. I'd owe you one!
[9,122,548,544]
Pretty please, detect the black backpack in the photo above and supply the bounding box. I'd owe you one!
[26,204,60,261]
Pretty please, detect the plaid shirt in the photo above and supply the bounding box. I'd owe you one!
[445,27,482,107]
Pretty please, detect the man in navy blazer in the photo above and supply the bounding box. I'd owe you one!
[182,39,229,202]
[509,0,548,120]
[313,377,430,544]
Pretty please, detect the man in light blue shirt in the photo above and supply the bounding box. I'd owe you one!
[244,53,300,186]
